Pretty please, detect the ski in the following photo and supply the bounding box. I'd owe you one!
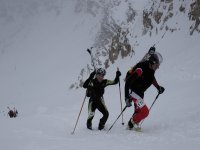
[126,126,142,132]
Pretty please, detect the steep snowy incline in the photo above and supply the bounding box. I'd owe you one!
[0,1,200,150]
[0,0,100,107]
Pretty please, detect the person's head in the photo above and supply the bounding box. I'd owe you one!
[149,52,163,71]
[96,68,106,82]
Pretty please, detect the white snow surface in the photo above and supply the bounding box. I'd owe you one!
[0,0,200,150]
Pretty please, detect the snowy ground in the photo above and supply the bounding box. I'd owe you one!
[0,1,200,150]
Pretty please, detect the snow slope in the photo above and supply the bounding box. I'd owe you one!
[0,0,200,150]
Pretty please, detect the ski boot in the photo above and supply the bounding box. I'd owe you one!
[98,122,105,130]
[126,119,141,132]
[87,120,92,130]
[126,118,134,130]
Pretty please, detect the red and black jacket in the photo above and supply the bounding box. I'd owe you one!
[125,61,159,98]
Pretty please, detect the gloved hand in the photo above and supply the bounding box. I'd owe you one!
[125,97,132,107]
[158,86,165,94]
[89,70,96,79]
[116,70,121,77]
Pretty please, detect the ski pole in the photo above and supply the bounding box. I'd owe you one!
[107,106,127,133]
[117,67,124,125]
[140,93,160,126]
[71,48,95,135]
[71,94,87,135]
[149,93,160,111]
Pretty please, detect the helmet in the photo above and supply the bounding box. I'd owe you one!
[149,52,163,64]
[96,68,106,76]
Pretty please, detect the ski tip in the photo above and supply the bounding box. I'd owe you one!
[87,50,91,55]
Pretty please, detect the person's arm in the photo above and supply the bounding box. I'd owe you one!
[124,68,142,107]
[125,67,134,81]
[152,78,159,89]
[125,68,142,98]
[152,77,165,94]
[105,70,121,86]
[83,71,96,88]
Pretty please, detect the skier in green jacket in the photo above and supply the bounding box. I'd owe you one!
[83,68,121,130]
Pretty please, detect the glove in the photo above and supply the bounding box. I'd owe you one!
[158,86,165,94]
[125,97,132,107]
[116,70,121,77]
[89,70,96,79]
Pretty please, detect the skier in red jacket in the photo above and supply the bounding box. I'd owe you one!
[125,51,165,131]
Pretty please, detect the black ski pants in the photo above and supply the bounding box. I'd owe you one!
[87,97,109,126]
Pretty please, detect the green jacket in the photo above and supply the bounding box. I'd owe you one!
[83,75,119,100]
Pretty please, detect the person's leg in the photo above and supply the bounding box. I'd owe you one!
[128,104,149,131]
[96,99,109,130]
[87,100,97,130]
[128,92,149,129]
[132,104,149,124]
